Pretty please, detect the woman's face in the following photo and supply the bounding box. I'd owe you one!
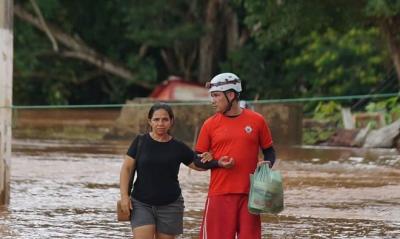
[149,109,173,135]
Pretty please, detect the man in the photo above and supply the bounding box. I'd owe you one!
[194,72,276,239]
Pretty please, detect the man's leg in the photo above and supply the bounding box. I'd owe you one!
[199,195,238,239]
[237,195,261,239]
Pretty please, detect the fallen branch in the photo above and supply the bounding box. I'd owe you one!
[14,4,152,89]
[29,0,58,52]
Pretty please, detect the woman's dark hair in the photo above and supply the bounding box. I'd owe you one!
[148,102,175,121]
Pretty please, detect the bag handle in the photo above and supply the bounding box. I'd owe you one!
[254,162,270,181]
[127,134,144,195]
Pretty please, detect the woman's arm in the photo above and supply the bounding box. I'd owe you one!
[189,151,217,171]
[192,152,235,170]
[187,152,213,171]
[187,162,207,171]
[119,155,136,212]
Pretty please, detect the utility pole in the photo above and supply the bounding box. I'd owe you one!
[0,0,13,205]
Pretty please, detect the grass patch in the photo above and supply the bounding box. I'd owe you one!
[303,127,336,145]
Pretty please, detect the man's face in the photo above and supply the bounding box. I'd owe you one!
[210,91,229,113]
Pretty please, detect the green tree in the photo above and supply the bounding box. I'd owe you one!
[242,0,400,87]
[14,0,250,104]
[13,0,399,106]
[285,28,387,97]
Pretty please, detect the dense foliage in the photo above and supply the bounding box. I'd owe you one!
[13,0,400,105]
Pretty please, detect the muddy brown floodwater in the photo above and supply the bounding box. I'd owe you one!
[0,139,399,238]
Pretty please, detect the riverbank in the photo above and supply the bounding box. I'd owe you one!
[12,107,400,151]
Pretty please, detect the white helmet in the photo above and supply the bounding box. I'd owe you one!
[207,72,242,93]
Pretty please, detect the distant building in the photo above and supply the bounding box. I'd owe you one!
[149,76,210,101]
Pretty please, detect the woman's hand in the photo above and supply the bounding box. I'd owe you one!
[120,155,135,213]
[199,152,213,163]
[120,195,132,213]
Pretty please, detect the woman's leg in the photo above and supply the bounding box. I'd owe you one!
[156,232,175,239]
[155,195,184,237]
[132,225,156,239]
[131,198,157,239]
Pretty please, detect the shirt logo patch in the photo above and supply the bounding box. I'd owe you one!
[244,126,253,134]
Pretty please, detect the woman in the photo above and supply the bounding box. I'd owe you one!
[119,102,212,239]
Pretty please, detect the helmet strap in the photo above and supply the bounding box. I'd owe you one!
[223,91,239,115]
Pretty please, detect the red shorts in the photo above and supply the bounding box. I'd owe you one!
[199,194,261,239]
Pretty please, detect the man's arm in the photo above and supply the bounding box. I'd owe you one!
[262,146,276,167]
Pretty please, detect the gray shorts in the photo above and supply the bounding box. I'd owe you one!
[130,195,185,235]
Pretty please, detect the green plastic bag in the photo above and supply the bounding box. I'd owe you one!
[248,163,284,214]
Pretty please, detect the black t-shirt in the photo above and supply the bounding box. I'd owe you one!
[127,133,195,205]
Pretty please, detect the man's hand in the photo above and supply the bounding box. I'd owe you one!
[257,160,271,168]
[218,156,235,169]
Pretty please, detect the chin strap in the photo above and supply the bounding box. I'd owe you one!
[222,91,240,115]
[223,92,233,114]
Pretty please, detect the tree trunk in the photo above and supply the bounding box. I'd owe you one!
[380,17,400,87]
[198,0,240,83]
[198,0,221,83]
[14,4,153,90]
[224,5,239,53]
[160,49,176,74]
[0,0,13,205]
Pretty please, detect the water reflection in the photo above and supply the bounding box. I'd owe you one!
[0,139,399,238]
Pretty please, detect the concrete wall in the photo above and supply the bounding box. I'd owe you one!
[0,0,13,205]
[11,102,303,147]
[253,103,303,145]
[111,100,303,146]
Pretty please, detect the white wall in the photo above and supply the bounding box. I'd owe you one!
[0,0,13,205]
